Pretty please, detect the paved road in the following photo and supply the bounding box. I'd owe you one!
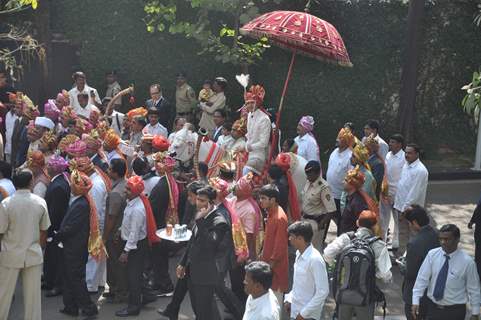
[7,180,481,320]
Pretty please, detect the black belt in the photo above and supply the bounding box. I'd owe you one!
[428,299,466,310]
[303,213,325,223]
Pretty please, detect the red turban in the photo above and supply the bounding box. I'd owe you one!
[210,177,230,200]
[274,152,301,222]
[244,85,265,107]
[127,175,145,197]
[235,174,253,199]
[152,135,170,151]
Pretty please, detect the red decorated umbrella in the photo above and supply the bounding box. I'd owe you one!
[240,10,352,172]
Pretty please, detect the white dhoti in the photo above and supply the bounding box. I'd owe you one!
[86,256,107,292]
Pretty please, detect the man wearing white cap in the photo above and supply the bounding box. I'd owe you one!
[28,117,55,153]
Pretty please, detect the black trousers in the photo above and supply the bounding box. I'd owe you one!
[426,299,466,320]
[188,280,219,320]
[475,228,481,278]
[166,276,189,314]
[151,240,175,290]
[106,239,128,296]
[126,239,148,309]
[229,264,247,304]
[44,241,63,289]
[215,271,244,320]
[62,249,96,313]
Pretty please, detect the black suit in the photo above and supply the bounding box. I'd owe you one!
[92,154,108,173]
[10,117,28,167]
[44,175,71,290]
[470,200,481,278]
[145,97,171,129]
[180,207,229,320]
[402,225,439,319]
[56,196,97,315]
[148,176,176,290]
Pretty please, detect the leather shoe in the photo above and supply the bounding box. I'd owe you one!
[157,307,178,320]
[45,288,62,297]
[59,308,79,317]
[115,307,140,317]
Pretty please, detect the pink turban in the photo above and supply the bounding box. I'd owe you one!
[44,99,60,121]
[298,116,315,132]
[47,154,69,173]
[66,140,87,158]
[209,177,230,200]
[235,174,253,199]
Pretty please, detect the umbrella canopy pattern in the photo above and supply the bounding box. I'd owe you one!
[240,10,352,67]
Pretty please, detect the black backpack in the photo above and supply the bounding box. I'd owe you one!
[332,232,386,316]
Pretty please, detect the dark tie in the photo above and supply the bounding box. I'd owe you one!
[433,254,450,301]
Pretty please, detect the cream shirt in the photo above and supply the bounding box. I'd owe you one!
[0,190,50,268]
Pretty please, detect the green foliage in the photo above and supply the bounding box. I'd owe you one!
[52,0,481,162]
[143,0,275,66]
[461,71,481,123]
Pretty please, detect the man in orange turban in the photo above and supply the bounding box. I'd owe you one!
[351,144,377,201]
[147,152,179,296]
[55,169,99,318]
[115,175,157,316]
[152,135,170,152]
[339,166,370,234]
[27,150,50,198]
[103,129,124,164]
[243,84,271,176]
[70,155,111,294]
[82,130,108,172]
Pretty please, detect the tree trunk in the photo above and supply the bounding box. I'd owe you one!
[398,0,425,142]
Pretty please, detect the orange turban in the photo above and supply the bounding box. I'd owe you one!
[127,175,145,197]
[141,134,154,144]
[337,128,355,148]
[60,106,77,124]
[244,85,265,107]
[104,129,121,149]
[27,150,45,169]
[209,177,230,200]
[127,107,148,120]
[70,169,93,196]
[274,153,291,172]
[70,156,95,175]
[344,165,366,190]
[152,135,170,151]
[232,118,247,136]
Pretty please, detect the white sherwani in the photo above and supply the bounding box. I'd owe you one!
[86,171,107,292]
[244,109,271,175]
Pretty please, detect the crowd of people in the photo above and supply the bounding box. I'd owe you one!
[0,69,480,320]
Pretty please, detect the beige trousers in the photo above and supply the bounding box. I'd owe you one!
[0,264,42,320]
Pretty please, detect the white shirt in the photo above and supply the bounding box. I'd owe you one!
[5,110,17,155]
[33,181,47,199]
[143,122,168,138]
[68,84,101,111]
[394,158,429,212]
[243,289,280,320]
[385,149,405,197]
[218,135,234,147]
[324,227,392,282]
[143,175,160,197]
[245,109,271,161]
[285,245,329,319]
[90,172,107,231]
[363,134,388,159]
[326,148,353,199]
[73,103,99,119]
[120,197,147,252]
[110,110,125,136]
[413,247,481,314]
[0,178,16,197]
[294,134,320,162]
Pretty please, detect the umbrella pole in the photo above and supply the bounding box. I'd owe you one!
[264,51,297,178]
